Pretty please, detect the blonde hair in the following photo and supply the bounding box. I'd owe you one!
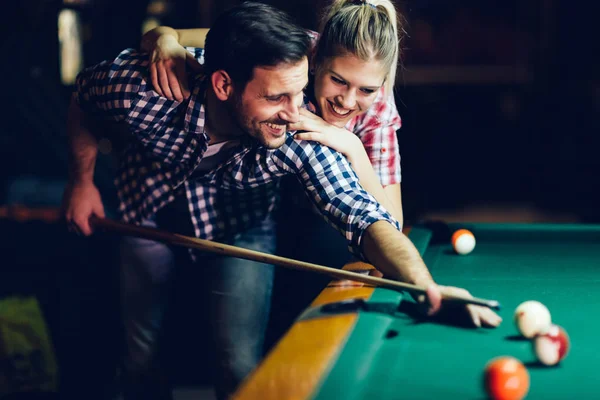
[314,0,402,96]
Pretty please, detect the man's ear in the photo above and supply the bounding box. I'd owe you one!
[211,70,234,101]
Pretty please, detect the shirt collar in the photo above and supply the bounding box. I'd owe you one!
[184,75,209,141]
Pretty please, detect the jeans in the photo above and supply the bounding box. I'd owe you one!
[268,179,355,348]
[119,213,276,400]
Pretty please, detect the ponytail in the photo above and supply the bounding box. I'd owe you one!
[315,0,403,96]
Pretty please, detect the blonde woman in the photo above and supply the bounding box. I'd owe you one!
[141,0,501,330]
[143,0,403,223]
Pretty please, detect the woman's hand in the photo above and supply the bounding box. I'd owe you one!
[291,109,364,161]
[148,35,201,102]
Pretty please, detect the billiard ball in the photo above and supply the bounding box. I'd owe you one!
[484,356,530,400]
[533,324,570,366]
[451,229,476,255]
[514,300,552,338]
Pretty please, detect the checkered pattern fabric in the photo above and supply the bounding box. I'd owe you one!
[346,87,402,186]
[74,47,400,258]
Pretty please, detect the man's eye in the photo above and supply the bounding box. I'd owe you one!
[331,76,345,85]
[267,96,283,102]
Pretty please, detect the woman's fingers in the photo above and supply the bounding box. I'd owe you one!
[290,113,328,133]
[174,59,190,100]
[289,117,313,132]
[294,131,324,144]
[150,63,163,97]
[151,58,191,101]
[167,63,185,102]
[156,61,174,100]
[298,107,317,117]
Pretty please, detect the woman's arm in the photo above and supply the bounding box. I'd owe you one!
[140,27,208,101]
[383,183,403,226]
[141,27,209,51]
[342,144,403,224]
[291,109,403,224]
[352,88,404,224]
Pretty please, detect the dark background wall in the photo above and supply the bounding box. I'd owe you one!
[1,0,598,220]
[0,0,598,397]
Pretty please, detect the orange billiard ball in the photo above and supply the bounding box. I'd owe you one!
[451,229,476,255]
[484,356,530,400]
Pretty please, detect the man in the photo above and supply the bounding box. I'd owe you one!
[63,2,501,399]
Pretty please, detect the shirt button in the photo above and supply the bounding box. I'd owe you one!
[381,148,387,153]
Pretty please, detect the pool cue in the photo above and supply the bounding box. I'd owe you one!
[0,205,60,223]
[90,216,500,311]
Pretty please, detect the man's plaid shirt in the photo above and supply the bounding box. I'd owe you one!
[74,48,400,258]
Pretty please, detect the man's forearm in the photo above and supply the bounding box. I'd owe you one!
[67,97,98,183]
[362,220,435,287]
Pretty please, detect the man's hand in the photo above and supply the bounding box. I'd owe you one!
[418,284,502,328]
[61,180,105,236]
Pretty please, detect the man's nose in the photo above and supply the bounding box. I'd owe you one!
[279,99,301,123]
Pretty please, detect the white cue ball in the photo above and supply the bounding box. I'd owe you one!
[514,300,552,338]
[451,229,476,255]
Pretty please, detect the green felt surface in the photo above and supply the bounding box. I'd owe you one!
[313,223,600,400]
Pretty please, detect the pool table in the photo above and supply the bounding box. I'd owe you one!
[233,222,600,399]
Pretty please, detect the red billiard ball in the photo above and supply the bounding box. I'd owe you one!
[484,356,529,400]
[533,324,570,366]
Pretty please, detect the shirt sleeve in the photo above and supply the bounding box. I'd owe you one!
[349,87,402,186]
[272,138,401,259]
[74,48,147,122]
[74,48,207,167]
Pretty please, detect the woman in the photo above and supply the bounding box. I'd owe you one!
[140,0,501,334]
[141,0,404,225]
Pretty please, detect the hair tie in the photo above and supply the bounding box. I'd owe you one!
[361,0,377,9]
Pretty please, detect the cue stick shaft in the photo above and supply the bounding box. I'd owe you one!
[91,216,500,310]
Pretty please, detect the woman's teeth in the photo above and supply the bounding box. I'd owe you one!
[331,103,351,116]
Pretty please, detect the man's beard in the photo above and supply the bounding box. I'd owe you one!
[230,94,288,149]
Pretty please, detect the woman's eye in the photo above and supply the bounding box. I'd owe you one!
[361,89,375,95]
[331,76,345,85]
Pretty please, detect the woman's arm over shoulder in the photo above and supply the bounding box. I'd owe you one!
[141,26,209,52]
[140,26,206,101]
